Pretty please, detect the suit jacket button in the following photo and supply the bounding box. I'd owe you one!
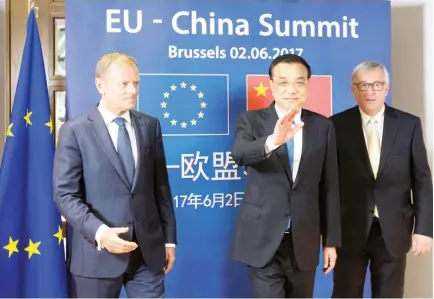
[291,191,296,195]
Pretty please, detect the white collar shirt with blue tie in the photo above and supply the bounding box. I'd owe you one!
[97,103,138,167]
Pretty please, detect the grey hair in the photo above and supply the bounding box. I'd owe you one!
[351,61,390,84]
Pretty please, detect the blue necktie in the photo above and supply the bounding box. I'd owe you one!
[286,127,295,230]
[287,138,294,171]
[114,117,135,185]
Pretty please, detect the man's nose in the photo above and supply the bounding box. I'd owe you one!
[365,86,376,95]
[127,83,137,94]
[365,90,375,96]
[285,85,297,95]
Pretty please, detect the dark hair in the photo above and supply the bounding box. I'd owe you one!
[268,54,311,80]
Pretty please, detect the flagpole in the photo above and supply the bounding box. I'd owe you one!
[28,0,39,19]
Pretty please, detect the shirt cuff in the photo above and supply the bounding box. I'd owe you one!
[265,135,280,155]
[95,224,109,251]
[165,243,176,248]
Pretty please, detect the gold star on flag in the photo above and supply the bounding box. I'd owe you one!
[24,239,41,259]
[190,119,197,126]
[161,102,167,108]
[190,84,197,91]
[180,82,187,88]
[170,84,177,91]
[170,119,177,126]
[6,123,13,137]
[24,109,32,126]
[163,112,170,119]
[200,101,207,108]
[3,237,19,258]
[254,81,269,97]
[197,92,204,99]
[180,121,187,128]
[163,92,170,98]
[53,226,64,245]
[45,116,53,134]
[198,112,204,118]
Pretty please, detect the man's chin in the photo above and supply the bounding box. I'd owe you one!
[126,103,137,110]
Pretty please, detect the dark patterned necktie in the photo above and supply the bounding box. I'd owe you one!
[113,117,135,185]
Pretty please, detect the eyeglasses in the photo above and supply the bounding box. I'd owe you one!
[353,82,385,92]
[275,81,308,89]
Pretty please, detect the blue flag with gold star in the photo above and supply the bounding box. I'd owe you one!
[138,74,229,136]
[0,8,68,297]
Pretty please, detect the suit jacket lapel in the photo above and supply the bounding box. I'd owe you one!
[88,108,131,188]
[261,103,293,183]
[130,111,148,191]
[377,106,399,178]
[293,109,317,188]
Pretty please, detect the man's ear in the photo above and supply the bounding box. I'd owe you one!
[95,77,105,95]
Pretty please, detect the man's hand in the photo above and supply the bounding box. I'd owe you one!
[323,247,337,274]
[271,107,304,146]
[100,227,138,254]
[164,247,176,274]
[411,234,433,256]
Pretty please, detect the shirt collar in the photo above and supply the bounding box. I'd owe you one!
[359,105,385,126]
[274,104,302,124]
[97,102,131,125]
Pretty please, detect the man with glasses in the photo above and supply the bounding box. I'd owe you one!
[230,54,341,298]
[331,61,433,298]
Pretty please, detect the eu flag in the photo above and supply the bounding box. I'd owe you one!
[0,9,68,297]
[138,73,229,136]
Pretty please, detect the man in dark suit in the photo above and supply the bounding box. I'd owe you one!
[54,52,177,298]
[230,54,341,298]
[331,61,433,298]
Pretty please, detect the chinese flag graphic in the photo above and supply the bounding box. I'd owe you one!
[246,75,332,117]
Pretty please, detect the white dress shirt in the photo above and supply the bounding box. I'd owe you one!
[95,103,175,250]
[359,105,385,148]
[265,106,303,180]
